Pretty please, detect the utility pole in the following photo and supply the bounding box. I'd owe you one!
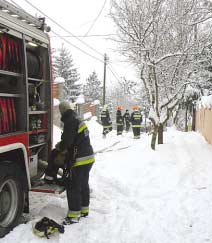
[103,53,108,105]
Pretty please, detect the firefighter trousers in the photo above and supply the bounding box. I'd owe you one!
[117,125,123,135]
[67,163,93,212]
[103,126,112,135]
[125,122,130,132]
[132,127,141,138]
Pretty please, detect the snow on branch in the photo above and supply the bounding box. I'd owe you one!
[160,82,190,110]
[154,53,191,65]
[188,15,212,26]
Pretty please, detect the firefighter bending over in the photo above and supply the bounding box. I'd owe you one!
[44,101,95,225]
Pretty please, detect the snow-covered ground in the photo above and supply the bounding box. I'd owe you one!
[2,117,212,243]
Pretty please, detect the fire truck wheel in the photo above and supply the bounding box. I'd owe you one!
[0,162,25,238]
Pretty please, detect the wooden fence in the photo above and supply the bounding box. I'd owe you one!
[196,108,212,144]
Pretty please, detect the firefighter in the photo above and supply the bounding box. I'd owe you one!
[123,109,131,132]
[100,105,112,138]
[131,105,143,139]
[44,101,95,225]
[116,105,124,135]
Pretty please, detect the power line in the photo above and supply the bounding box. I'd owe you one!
[84,0,107,36]
[109,64,120,78]
[51,30,104,63]
[50,34,117,38]
[10,0,126,80]
[108,64,122,83]
[9,0,104,63]
[23,0,104,58]
[109,64,122,80]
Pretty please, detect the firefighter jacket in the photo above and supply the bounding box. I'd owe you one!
[130,111,143,127]
[100,110,112,128]
[123,111,130,124]
[116,110,124,125]
[59,109,95,167]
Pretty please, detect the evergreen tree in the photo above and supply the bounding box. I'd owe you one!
[53,44,81,101]
[83,71,102,102]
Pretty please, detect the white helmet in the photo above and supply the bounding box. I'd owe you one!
[59,101,76,114]
[70,102,76,110]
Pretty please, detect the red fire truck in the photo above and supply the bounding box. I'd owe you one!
[0,0,61,237]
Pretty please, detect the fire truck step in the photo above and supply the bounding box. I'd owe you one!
[31,179,65,194]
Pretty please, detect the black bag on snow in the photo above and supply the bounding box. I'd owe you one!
[33,217,64,239]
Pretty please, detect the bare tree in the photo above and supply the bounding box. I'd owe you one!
[110,0,212,149]
[107,77,141,108]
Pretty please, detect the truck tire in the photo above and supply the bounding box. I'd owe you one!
[0,162,25,238]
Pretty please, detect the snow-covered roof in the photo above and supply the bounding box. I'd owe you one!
[54,77,65,83]
[197,95,212,109]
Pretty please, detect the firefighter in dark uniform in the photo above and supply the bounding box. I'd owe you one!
[123,109,131,132]
[131,105,143,139]
[116,105,124,135]
[100,105,112,137]
[44,101,95,225]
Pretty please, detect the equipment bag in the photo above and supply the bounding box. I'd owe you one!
[33,217,64,239]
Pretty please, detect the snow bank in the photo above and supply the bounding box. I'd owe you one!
[2,119,212,243]
[83,112,92,120]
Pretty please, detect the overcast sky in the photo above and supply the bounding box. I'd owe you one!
[9,0,138,86]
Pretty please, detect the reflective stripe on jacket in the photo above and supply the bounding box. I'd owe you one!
[100,110,112,127]
[130,111,142,126]
[60,110,94,167]
[73,154,95,167]
[74,121,95,167]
